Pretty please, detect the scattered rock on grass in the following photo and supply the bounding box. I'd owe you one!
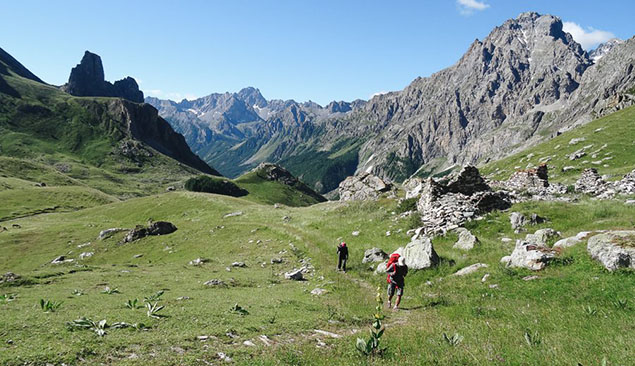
[525,228,560,246]
[189,258,207,266]
[310,288,328,296]
[453,228,479,250]
[123,221,177,243]
[500,240,557,270]
[587,231,635,271]
[452,263,488,276]
[402,231,439,270]
[553,236,582,249]
[224,211,243,218]
[231,262,246,268]
[0,272,20,283]
[79,252,94,259]
[284,269,304,281]
[362,248,388,263]
[98,228,129,240]
[204,279,226,287]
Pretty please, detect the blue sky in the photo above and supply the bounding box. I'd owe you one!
[2,0,633,105]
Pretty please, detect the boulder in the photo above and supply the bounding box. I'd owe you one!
[452,263,488,276]
[98,228,129,240]
[453,228,479,250]
[284,269,304,280]
[79,252,94,259]
[525,228,560,247]
[123,221,177,243]
[553,236,582,249]
[500,240,557,270]
[231,262,246,268]
[587,231,635,271]
[402,233,439,270]
[402,177,425,199]
[509,212,546,233]
[362,248,388,263]
[270,258,283,264]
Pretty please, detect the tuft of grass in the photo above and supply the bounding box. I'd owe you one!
[100,287,120,295]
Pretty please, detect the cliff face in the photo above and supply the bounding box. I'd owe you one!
[96,99,220,175]
[61,51,144,103]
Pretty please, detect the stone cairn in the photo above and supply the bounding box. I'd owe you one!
[414,166,511,235]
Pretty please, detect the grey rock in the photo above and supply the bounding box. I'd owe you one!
[123,221,177,243]
[587,231,635,271]
[553,236,582,249]
[362,248,388,263]
[98,228,129,240]
[189,258,207,266]
[0,272,19,283]
[310,288,328,295]
[270,258,283,264]
[453,228,479,250]
[338,173,393,201]
[501,239,557,270]
[224,211,243,218]
[231,262,246,268]
[79,252,94,260]
[452,263,488,276]
[284,268,304,280]
[525,228,560,246]
[204,279,226,287]
[402,233,439,270]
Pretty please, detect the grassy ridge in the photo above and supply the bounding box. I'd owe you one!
[481,105,635,182]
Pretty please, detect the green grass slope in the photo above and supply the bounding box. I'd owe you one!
[481,105,635,182]
[234,169,326,207]
[0,59,214,201]
[1,191,633,365]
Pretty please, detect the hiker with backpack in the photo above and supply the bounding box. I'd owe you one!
[336,242,349,272]
[386,253,408,310]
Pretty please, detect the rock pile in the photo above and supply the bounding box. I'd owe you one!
[574,168,635,198]
[0,272,19,284]
[415,166,511,234]
[338,173,394,201]
[503,164,549,191]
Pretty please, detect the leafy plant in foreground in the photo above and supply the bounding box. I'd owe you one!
[144,290,164,303]
[229,303,249,315]
[524,329,541,347]
[611,298,628,310]
[146,302,166,319]
[101,287,120,295]
[443,332,463,347]
[39,299,62,312]
[356,287,386,356]
[1,293,17,302]
[583,305,598,316]
[66,317,150,336]
[126,298,141,309]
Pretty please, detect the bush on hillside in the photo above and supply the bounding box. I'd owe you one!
[184,176,248,197]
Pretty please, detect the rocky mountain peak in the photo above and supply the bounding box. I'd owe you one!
[589,38,624,62]
[237,87,267,108]
[61,51,144,103]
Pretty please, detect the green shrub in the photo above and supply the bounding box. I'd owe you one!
[397,197,418,213]
[184,176,248,197]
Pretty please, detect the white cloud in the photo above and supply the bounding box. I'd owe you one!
[562,21,615,50]
[457,0,490,15]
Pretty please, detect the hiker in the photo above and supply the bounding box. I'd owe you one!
[386,254,408,310]
[337,242,349,272]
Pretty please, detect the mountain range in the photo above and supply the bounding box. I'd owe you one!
[147,12,635,194]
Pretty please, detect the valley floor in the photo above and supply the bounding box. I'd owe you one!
[1,192,634,365]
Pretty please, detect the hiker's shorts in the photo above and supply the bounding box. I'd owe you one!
[387,282,403,297]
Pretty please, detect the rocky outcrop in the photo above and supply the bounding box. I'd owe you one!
[509,212,546,233]
[123,221,177,243]
[587,231,635,271]
[251,163,326,202]
[61,51,144,103]
[338,173,394,201]
[416,166,511,234]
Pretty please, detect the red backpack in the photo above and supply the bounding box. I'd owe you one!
[386,253,400,283]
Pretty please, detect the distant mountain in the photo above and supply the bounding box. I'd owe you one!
[61,51,144,103]
[589,38,624,62]
[0,47,219,198]
[146,88,367,191]
[149,12,635,193]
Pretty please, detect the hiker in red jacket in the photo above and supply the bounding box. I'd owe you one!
[386,254,408,310]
